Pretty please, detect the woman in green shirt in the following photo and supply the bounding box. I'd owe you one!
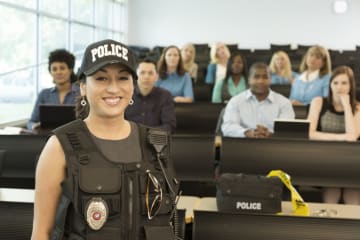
[212,51,248,103]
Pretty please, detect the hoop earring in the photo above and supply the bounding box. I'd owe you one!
[80,96,87,106]
[129,99,134,105]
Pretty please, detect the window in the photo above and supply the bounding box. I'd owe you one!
[0,0,128,125]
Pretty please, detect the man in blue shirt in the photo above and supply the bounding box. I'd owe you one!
[125,58,176,133]
[222,62,295,138]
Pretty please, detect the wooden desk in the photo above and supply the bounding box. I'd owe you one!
[177,195,360,223]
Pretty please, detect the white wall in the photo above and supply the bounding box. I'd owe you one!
[128,0,360,50]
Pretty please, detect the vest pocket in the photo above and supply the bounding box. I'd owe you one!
[139,171,173,217]
[79,167,121,193]
[78,167,122,220]
[87,227,121,240]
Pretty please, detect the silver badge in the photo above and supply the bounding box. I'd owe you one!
[85,197,108,230]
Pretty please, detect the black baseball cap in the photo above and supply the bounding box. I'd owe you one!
[78,39,137,79]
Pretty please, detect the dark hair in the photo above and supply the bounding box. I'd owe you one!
[75,76,89,120]
[137,57,157,70]
[248,62,270,79]
[223,51,248,86]
[48,49,77,83]
[157,45,186,80]
[328,66,358,113]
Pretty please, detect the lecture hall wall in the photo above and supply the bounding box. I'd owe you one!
[128,0,360,51]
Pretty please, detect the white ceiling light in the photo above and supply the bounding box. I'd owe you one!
[333,0,348,14]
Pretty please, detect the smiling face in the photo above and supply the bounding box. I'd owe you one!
[80,63,134,120]
[50,61,72,85]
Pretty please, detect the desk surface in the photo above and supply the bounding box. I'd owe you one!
[177,196,360,223]
[3,190,360,223]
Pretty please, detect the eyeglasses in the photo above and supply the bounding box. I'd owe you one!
[145,170,163,220]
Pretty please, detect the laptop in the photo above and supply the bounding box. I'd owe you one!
[39,104,76,128]
[273,119,310,139]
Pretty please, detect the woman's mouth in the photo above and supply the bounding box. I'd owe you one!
[103,97,122,106]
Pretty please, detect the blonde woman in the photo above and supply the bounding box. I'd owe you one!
[181,43,198,83]
[289,45,332,106]
[205,42,231,85]
[269,51,297,85]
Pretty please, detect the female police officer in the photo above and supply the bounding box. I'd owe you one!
[31,39,179,240]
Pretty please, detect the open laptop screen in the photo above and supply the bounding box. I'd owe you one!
[273,119,310,139]
[39,104,76,128]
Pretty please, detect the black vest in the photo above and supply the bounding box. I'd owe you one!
[50,120,179,240]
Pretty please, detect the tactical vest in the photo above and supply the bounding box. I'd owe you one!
[50,120,179,240]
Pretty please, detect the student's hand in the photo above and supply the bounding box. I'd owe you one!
[32,122,41,130]
[291,99,304,106]
[245,126,271,138]
[245,129,257,138]
[339,94,350,107]
[255,125,271,138]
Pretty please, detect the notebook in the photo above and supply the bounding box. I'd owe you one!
[273,119,310,139]
[39,104,76,128]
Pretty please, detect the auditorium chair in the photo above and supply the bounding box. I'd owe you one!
[172,135,217,197]
[0,202,33,240]
[220,137,360,188]
[0,135,47,189]
[270,43,292,52]
[193,211,360,240]
[174,103,225,135]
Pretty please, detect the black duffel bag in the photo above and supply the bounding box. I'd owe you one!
[216,173,283,214]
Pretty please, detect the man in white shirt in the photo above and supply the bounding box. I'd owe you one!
[222,62,295,138]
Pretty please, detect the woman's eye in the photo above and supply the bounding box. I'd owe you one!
[118,76,130,81]
[96,77,107,81]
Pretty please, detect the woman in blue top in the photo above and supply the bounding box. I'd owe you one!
[289,45,331,106]
[205,42,231,85]
[212,51,248,103]
[28,49,80,130]
[155,45,194,103]
[269,51,297,85]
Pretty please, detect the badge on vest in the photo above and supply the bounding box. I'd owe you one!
[85,197,109,230]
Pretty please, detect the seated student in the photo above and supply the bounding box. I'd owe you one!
[289,45,331,106]
[269,50,298,85]
[212,51,248,103]
[125,58,176,133]
[205,42,231,85]
[28,49,80,130]
[155,45,194,103]
[181,43,198,83]
[308,66,360,205]
[222,62,295,138]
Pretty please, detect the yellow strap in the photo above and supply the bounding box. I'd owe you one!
[267,170,309,216]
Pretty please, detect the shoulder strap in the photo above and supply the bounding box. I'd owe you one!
[137,123,151,165]
[136,123,178,189]
[53,120,93,165]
